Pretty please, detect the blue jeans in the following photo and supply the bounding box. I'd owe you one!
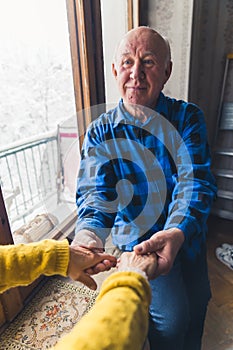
[148,245,211,350]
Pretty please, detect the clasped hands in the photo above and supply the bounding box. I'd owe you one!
[69,228,184,290]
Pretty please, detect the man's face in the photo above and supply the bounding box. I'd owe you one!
[112,28,172,111]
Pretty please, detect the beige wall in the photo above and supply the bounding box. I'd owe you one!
[140,0,194,101]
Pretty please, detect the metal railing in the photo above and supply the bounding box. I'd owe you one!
[0,130,60,227]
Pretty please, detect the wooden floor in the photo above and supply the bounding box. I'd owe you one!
[202,215,233,350]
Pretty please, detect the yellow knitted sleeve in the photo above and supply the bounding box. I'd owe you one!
[53,271,151,350]
[0,239,69,293]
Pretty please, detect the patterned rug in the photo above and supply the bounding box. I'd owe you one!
[0,277,98,350]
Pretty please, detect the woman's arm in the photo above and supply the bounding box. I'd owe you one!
[53,271,151,350]
[0,239,117,292]
[0,239,69,293]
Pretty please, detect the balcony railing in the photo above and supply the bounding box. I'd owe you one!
[0,122,80,241]
[0,131,60,228]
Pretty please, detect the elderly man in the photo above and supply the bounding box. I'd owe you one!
[74,27,217,349]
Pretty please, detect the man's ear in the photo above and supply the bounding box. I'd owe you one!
[164,61,172,84]
[112,63,118,80]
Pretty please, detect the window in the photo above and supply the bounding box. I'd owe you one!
[0,0,77,241]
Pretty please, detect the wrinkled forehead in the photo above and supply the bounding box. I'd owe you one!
[114,28,170,63]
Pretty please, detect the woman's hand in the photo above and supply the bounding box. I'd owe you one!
[68,245,117,290]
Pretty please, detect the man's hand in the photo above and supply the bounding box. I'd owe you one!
[117,251,158,280]
[71,229,114,275]
[68,245,117,290]
[134,228,184,277]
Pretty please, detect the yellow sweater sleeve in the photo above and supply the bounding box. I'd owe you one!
[0,239,69,293]
[53,271,151,350]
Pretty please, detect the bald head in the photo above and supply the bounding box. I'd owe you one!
[113,27,171,68]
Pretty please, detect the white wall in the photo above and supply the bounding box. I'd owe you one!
[146,0,194,101]
[101,0,128,105]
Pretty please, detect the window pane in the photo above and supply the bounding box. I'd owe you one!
[0,0,78,242]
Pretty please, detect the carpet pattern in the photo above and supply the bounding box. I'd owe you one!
[0,277,98,350]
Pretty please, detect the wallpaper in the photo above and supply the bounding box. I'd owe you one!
[144,0,194,101]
